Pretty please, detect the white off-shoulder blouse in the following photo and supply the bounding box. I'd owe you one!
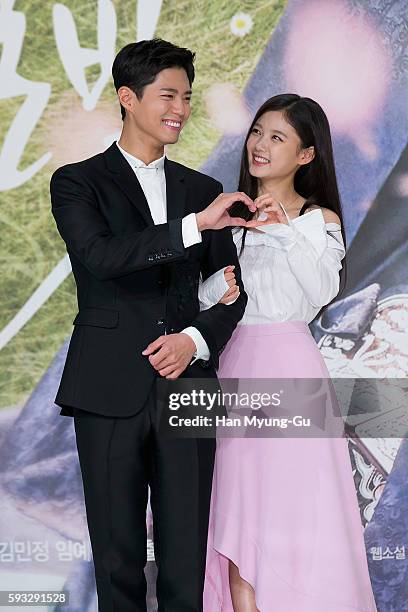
[198,208,345,325]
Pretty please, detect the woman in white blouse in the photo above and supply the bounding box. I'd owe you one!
[202,95,377,612]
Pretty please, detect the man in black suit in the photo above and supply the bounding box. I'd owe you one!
[50,39,251,611]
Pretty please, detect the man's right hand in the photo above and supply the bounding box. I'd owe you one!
[196,192,256,231]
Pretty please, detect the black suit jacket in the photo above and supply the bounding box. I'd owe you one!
[50,142,247,417]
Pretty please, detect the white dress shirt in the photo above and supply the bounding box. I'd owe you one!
[116,141,210,361]
[198,208,345,325]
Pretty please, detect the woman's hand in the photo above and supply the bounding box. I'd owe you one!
[196,192,255,231]
[219,265,240,304]
[245,193,288,228]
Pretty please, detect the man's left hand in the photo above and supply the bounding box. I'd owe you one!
[142,333,196,379]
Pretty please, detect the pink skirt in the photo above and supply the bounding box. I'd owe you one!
[203,322,377,612]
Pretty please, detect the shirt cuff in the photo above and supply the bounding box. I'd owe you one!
[256,222,298,251]
[182,213,202,248]
[199,267,239,310]
[181,326,211,363]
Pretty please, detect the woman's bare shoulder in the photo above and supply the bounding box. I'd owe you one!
[304,204,341,225]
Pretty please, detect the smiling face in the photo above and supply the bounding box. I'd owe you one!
[118,67,192,148]
[246,110,314,181]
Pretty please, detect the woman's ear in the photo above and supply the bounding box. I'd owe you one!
[299,145,315,166]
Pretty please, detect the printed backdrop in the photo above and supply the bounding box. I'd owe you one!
[0,1,407,610]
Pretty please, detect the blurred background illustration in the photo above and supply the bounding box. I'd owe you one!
[0,1,407,610]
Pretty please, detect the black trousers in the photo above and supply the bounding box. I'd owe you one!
[73,392,216,612]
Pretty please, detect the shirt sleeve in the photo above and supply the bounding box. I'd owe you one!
[180,326,211,362]
[286,225,344,308]
[256,214,345,308]
[198,267,238,310]
[182,212,202,248]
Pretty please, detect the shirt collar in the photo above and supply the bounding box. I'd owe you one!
[116,141,165,171]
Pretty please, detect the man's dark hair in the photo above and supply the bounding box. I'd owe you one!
[112,38,196,121]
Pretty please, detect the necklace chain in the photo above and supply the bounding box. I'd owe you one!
[282,193,302,212]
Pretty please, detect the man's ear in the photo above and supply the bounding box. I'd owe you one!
[299,145,315,166]
[117,86,136,115]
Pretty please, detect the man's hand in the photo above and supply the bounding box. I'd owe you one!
[142,333,197,379]
[219,265,240,304]
[196,192,256,232]
[245,193,288,228]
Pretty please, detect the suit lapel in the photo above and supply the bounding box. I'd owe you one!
[104,143,188,225]
[104,142,154,226]
[164,158,187,221]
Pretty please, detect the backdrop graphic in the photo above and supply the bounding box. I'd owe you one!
[0,1,407,610]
